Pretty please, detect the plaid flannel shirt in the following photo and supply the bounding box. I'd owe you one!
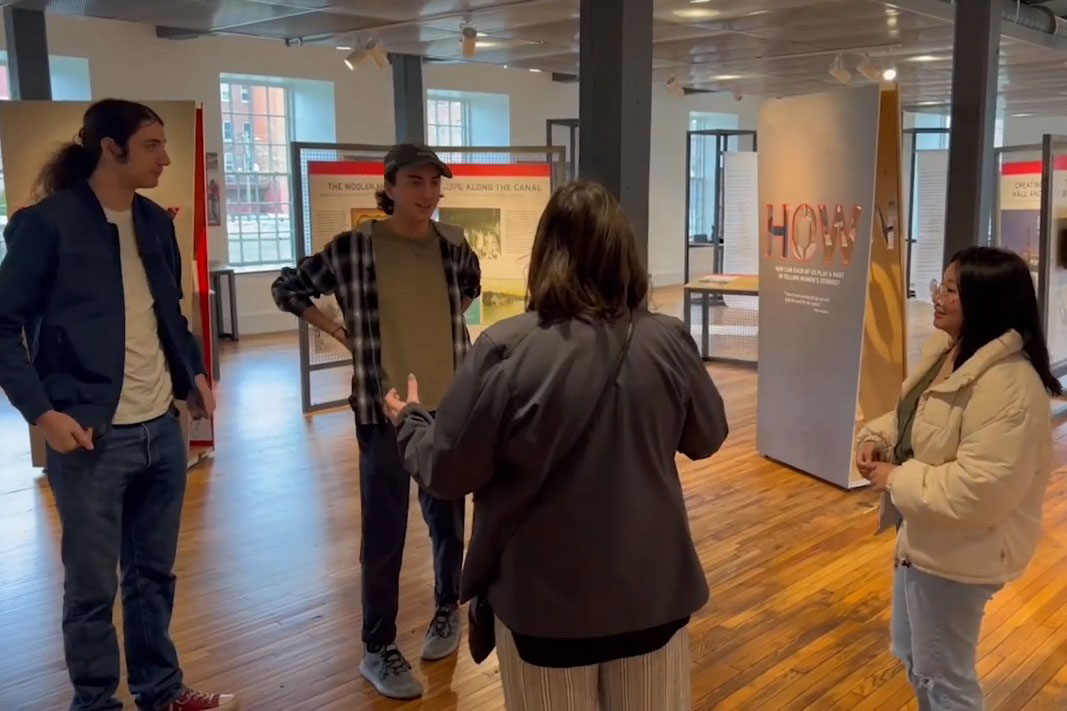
[272,220,481,424]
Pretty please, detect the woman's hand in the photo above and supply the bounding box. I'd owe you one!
[856,441,881,472]
[384,374,420,426]
[864,462,897,492]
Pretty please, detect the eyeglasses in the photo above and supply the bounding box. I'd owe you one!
[929,280,958,302]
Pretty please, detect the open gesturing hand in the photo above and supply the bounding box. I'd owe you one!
[384,373,420,426]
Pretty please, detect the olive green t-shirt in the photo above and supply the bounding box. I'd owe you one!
[372,221,455,410]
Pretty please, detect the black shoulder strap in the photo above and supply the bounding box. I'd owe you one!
[481,313,636,589]
[555,313,635,464]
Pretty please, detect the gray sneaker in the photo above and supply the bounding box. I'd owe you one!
[359,644,423,700]
[421,605,461,661]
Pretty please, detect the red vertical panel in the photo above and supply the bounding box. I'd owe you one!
[192,105,214,448]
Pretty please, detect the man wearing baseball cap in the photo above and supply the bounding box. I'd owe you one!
[272,144,479,700]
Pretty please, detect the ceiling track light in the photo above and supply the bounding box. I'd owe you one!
[829,54,852,85]
[461,23,478,58]
[666,76,686,98]
[345,38,390,71]
[882,67,897,82]
[856,54,883,82]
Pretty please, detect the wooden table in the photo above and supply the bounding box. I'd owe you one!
[683,274,760,364]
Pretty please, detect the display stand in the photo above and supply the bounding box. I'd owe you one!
[546,119,579,181]
[902,127,950,298]
[757,86,907,490]
[1038,135,1067,378]
[291,142,567,414]
[683,275,758,364]
[990,138,1067,402]
[994,143,1043,261]
[683,129,757,284]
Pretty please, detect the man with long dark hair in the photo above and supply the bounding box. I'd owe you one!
[272,145,480,700]
[0,100,236,710]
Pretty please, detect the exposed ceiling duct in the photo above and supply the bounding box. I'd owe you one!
[927,0,1067,36]
[1004,0,1066,34]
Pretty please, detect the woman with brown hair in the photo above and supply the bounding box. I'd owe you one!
[384,181,728,709]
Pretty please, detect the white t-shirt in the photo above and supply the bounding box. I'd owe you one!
[105,207,175,425]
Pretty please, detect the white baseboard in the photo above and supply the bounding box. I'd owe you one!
[238,311,298,336]
[651,271,685,287]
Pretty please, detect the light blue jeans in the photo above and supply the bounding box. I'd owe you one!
[891,562,1001,711]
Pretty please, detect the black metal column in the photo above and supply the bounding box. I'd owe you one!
[578,0,653,268]
[4,8,51,100]
[391,54,425,144]
[943,0,999,267]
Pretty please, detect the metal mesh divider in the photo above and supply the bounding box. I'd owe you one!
[685,294,759,365]
[292,143,566,413]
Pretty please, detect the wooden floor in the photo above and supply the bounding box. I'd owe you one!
[2,294,1067,710]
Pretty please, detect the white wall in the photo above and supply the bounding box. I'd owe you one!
[1,13,760,331]
[425,64,576,147]
[1004,115,1067,147]
[647,86,762,285]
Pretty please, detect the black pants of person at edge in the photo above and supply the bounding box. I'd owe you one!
[356,420,465,646]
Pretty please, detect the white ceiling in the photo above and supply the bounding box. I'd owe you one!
[9,0,1067,116]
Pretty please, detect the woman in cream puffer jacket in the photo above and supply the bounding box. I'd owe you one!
[857,247,1060,711]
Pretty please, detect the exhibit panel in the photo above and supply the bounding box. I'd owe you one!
[998,153,1045,275]
[757,85,906,489]
[292,143,565,413]
[910,149,949,304]
[684,143,760,365]
[902,127,950,300]
[855,88,908,488]
[1039,138,1067,374]
[684,129,758,284]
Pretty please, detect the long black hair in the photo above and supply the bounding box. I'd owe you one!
[33,99,163,198]
[374,169,397,215]
[952,246,1062,395]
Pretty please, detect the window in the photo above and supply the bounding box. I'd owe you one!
[220,83,230,103]
[220,78,293,266]
[427,94,470,147]
[222,120,233,142]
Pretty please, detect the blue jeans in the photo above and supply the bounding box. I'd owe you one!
[891,562,1000,711]
[46,411,187,711]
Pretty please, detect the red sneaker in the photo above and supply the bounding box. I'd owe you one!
[163,687,239,711]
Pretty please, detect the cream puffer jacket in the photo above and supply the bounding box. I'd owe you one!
[858,329,1054,585]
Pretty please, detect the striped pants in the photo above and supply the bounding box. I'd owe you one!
[495,619,692,711]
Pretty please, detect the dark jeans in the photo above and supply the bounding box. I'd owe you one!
[357,421,465,646]
[46,411,187,711]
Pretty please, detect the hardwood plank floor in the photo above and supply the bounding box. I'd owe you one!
[1,295,1065,711]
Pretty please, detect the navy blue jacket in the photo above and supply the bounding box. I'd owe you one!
[0,182,205,429]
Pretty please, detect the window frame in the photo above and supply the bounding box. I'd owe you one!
[219,76,296,267]
[426,93,472,148]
